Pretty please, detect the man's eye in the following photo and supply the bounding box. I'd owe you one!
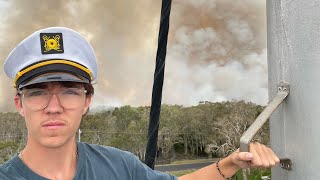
[62,89,81,95]
[27,90,47,96]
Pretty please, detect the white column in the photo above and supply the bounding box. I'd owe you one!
[268,0,320,179]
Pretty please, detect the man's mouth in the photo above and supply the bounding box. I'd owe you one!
[42,121,65,129]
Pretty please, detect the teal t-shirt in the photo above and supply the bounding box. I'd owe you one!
[0,142,177,180]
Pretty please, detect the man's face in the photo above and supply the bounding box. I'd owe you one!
[14,82,91,148]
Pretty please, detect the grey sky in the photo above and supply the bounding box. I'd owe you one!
[0,0,267,112]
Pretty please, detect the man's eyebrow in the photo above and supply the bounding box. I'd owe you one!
[59,82,83,88]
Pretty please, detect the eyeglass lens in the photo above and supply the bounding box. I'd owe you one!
[21,88,87,110]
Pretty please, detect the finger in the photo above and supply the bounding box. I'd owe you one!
[258,144,280,168]
[251,143,279,168]
[249,143,263,168]
[267,147,280,165]
[259,144,273,168]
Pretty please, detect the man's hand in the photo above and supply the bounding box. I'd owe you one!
[231,142,280,169]
[179,142,279,180]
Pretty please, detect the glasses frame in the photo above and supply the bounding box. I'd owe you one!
[17,87,88,111]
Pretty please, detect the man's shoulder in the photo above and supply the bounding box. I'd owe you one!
[78,142,136,159]
[78,143,178,180]
[0,156,21,179]
[0,161,10,171]
[76,142,140,176]
[0,156,15,171]
[79,142,129,153]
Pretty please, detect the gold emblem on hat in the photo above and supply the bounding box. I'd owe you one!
[42,35,62,52]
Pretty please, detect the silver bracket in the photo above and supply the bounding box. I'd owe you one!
[280,158,292,171]
[239,81,290,180]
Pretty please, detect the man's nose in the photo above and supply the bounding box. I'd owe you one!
[43,94,63,113]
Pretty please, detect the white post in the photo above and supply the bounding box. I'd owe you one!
[268,0,320,179]
[78,129,82,142]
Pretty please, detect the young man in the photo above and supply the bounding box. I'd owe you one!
[0,27,279,180]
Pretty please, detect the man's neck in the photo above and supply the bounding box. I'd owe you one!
[21,138,78,180]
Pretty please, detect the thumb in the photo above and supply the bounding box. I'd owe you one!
[232,152,254,169]
[236,152,254,162]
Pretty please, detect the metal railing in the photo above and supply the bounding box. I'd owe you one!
[240,81,290,180]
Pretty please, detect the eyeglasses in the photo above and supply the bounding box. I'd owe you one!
[18,88,88,111]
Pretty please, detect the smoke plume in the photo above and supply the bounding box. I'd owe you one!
[0,0,267,112]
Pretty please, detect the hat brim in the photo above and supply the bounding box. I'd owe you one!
[18,72,89,89]
[15,61,92,89]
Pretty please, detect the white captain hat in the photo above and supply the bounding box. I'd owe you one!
[3,27,98,89]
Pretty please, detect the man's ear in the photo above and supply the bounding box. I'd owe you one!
[14,95,25,117]
[83,96,92,115]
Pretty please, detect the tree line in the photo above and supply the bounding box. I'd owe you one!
[0,100,268,164]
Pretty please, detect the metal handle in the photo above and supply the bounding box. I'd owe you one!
[239,81,290,180]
